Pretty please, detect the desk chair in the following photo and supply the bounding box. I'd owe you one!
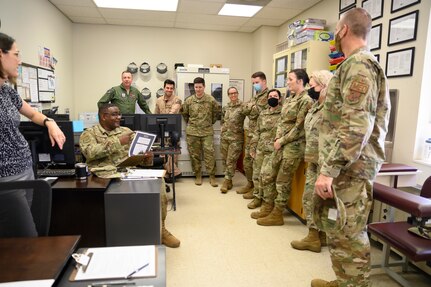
[0,180,52,236]
[368,177,431,287]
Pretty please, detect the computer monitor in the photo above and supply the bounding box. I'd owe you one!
[120,114,141,131]
[19,121,76,173]
[140,114,182,149]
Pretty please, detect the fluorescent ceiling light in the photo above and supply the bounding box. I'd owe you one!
[94,0,178,12]
[218,3,262,17]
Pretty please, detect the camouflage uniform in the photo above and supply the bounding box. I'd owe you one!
[220,100,246,180]
[181,93,221,176]
[154,95,182,176]
[318,47,390,286]
[250,105,282,200]
[303,101,323,229]
[98,84,151,114]
[79,123,169,224]
[273,90,313,207]
[243,88,269,181]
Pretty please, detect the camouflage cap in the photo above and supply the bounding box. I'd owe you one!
[313,187,347,232]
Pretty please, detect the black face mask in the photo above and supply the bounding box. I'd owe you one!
[308,87,320,101]
[268,97,279,107]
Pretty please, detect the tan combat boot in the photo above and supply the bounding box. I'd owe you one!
[242,189,255,199]
[290,228,321,252]
[311,279,339,287]
[256,205,284,226]
[195,172,202,186]
[251,202,274,219]
[247,197,262,209]
[162,222,180,248]
[319,231,327,247]
[236,181,253,194]
[209,175,218,187]
[220,179,232,193]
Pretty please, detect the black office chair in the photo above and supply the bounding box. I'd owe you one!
[0,180,52,236]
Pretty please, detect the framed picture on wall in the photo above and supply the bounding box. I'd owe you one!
[391,0,421,13]
[339,5,356,19]
[339,0,356,12]
[388,10,419,46]
[362,0,384,21]
[370,24,382,51]
[386,47,415,78]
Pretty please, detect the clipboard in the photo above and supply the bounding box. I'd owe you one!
[116,154,148,168]
[69,246,157,281]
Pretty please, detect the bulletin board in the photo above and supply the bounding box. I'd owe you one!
[16,63,55,103]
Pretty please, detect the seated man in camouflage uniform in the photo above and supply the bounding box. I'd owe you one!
[80,103,180,248]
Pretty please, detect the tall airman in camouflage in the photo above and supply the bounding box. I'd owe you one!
[220,87,246,193]
[257,69,313,226]
[80,104,180,248]
[312,8,390,287]
[181,77,221,187]
[237,71,269,198]
[290,70,333,253]
[98,71,151,114]
[247,89,282,212]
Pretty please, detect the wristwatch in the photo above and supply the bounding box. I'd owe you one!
[43,117,54,126]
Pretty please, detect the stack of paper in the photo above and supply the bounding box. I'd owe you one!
[121,169,166,180]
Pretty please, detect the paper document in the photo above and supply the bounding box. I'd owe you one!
[73,246,156,281]
[129,131,157,156]
[0,279,54,287]
[122,169,166,179]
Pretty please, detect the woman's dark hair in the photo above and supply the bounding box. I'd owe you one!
[290,69,309,87]
[0,33,16,79]
[267,88,281,98]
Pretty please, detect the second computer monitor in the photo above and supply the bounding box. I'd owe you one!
[141,114,182,148]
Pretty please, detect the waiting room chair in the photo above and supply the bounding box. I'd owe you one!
[0,180,52,236]
[368,176,431,287]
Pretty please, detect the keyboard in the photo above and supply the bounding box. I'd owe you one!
[37,168,76,177]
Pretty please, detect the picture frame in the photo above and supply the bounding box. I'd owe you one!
[339,5,356,19]
[386,47,415,78]
[362,0,384,21]
[339,0,356,12]
[369,23,382,51]
[388,10,419,46]
[374,54,380,63]
[391,0,421,13]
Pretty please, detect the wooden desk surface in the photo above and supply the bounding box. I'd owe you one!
[379,163,418,173]
[0,235,80,283]
[52,175,111,190]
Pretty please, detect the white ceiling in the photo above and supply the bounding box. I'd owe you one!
[48,0,321,33]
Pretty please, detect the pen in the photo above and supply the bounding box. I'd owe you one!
[125,263,149,279]
[88,280,135,287]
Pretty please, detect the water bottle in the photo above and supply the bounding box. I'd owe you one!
[424,138,431,162]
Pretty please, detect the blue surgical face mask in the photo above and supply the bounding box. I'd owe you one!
[253,83,262,92]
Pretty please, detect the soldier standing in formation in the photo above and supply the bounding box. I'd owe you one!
[290,70,333,253]
[181,77,221,187]
[80,104,180,248]
[98,71,151,114]
[312,7,390,287]
[220,86,246,193]
[154,79,182,181]
[257,69,313,226]
[247,89,282,212]
[237,71,269,198]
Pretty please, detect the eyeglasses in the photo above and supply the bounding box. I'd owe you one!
[104,112,122,117]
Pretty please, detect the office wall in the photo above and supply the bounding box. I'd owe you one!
[0,0,74,115]
[276,0,431,185]
[72,24,255,116]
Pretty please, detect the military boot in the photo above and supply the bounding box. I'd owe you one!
[194,173,202,186]
[242,190,255,199]
[220,179,232,193]
[251,202,274,219]
[319,231,328,247]
[311,279,339,287]
[247,197,262,209]
[162,222,180,248]
[257,205,284,226]
[236,181,253,194]
[290,228,321,252]
[209,175,218,187]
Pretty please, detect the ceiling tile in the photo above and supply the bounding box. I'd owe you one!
[49,0,96,7]
[175,22,240,32]
[268,0,321,9]
[176,13,249,26]
[56,5,101,17]
[178,0,224,14]
[255,7,301,20]
[69,16,107,24]
[106,18,175,28]
[99,8,176,21]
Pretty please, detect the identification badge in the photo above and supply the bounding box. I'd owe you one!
[328,208,338,221]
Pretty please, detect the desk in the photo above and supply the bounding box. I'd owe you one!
[56,245,166,287]
[50,175,111,247]
[153,148,181,210]
[0,235,80,283]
